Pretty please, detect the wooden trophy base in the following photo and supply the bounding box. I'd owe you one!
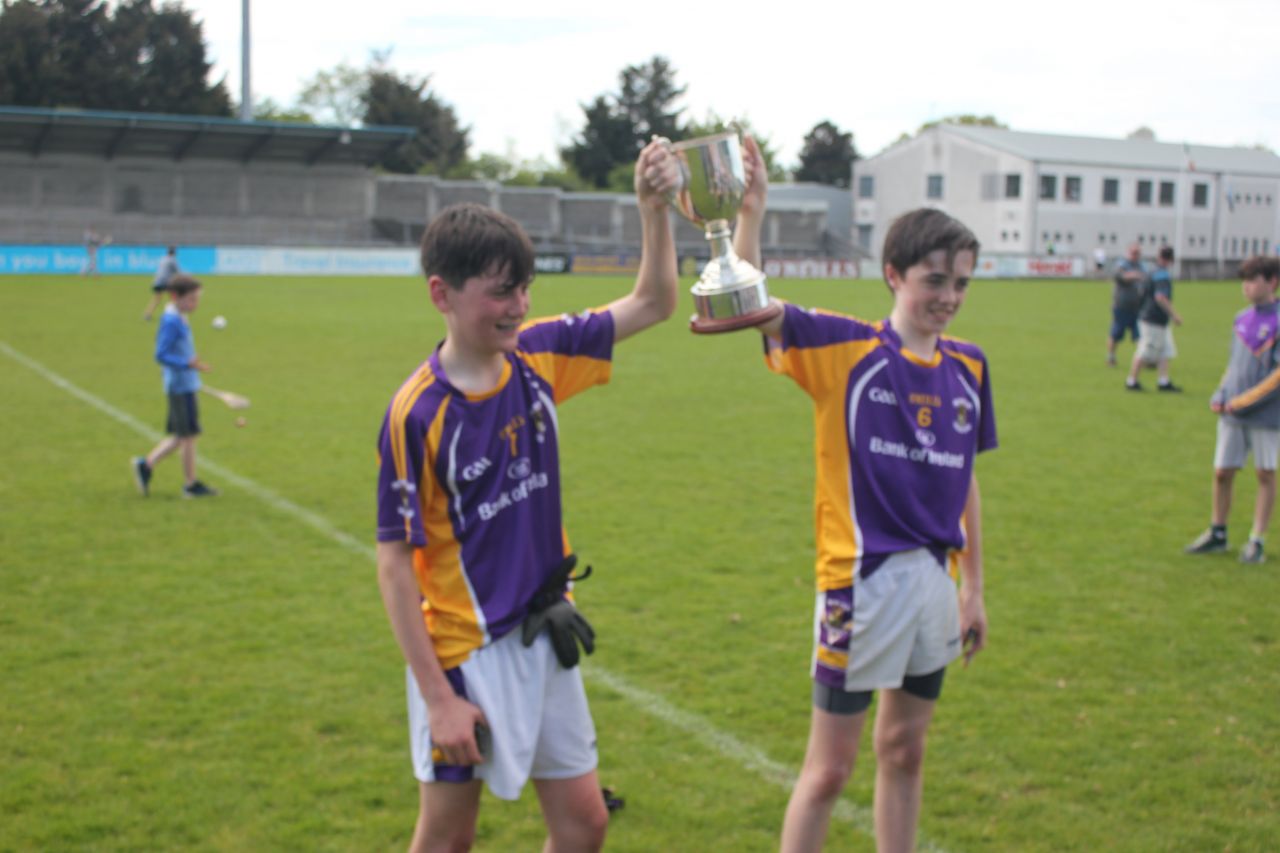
[689,300,783,334]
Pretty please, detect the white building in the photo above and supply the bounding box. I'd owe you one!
[853,124,1280,277]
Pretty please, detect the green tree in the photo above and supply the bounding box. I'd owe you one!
[562,55,687,189]
[617,55,685,142]
[252,97,314,124]
[0,0,58,105]
[110,0,231,115]
[561,94,637,188]
[297,57,377,126]
[362,68,468,174]
[917,114,1007,133]
[0,0,230,115]
[794,120,857,187]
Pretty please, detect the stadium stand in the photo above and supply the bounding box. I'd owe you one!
[0,106,854,260]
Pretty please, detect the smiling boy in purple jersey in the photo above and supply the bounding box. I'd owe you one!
[375,140,680,852]
[732,141,997,853]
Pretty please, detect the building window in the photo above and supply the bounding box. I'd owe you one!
[1192,183,1209,207]
[1159,181,1175,206]
[857,175,874,199]
[1001,230,1008,241]
[1137,180,1153,205]
[1004,174,1021,199]
[856,224,873,249]
[1103,178,1119,204]
[926,174,943,199]
[1039,175,1057,200]
[1065,176,1082,202]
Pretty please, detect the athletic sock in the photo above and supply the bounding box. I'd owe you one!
[1212,524,1227,541]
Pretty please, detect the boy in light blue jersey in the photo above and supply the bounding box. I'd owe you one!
[731,138,996,853]
[375,140,680,852]
[1185,255,1280,563]
[131,275,217,498]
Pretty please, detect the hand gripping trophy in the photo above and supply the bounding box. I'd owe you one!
[662,131,782,333]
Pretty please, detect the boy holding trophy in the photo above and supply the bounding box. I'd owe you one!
[725,137,998,852]
[374,140,681,852]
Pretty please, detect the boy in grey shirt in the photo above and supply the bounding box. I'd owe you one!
[1186,255,1280,562]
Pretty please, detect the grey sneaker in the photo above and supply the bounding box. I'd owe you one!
[1239,539,1265,564]
[132,457,152,496]
[182,480,219,499]
[1184,528,1227,554]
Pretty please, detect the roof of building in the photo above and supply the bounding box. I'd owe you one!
[935,124,1280,176]
[0,105,416,167]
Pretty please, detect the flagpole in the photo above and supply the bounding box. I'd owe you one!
[239,0,252,121]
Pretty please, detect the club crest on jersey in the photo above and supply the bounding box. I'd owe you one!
[952,398,974,434]
[507,457,533,479]
[821,599,853,646]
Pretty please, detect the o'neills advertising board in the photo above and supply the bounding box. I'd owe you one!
[763,258,860,279]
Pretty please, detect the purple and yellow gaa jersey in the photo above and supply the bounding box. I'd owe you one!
[376,310,614,669]
[765,303,997,588]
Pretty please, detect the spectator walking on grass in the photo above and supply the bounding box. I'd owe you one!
[143,246,182,321]
[1125,246,1183,391]
[1108,243,1144,367]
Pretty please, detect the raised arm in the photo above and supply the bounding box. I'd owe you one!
[609,139,681,343]
[732,136,784,340]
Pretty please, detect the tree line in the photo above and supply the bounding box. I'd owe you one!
[0,0,859,189]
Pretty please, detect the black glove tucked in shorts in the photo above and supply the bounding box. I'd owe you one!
[521,554,595,668]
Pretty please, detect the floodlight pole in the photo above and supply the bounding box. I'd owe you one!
[239,0,252,121]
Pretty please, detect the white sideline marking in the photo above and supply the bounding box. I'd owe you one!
[3,339,953,853]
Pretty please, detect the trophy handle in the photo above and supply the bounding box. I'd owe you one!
[651,135,689,211]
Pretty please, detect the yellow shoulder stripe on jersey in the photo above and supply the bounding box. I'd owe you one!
[942,347,985,385]
[1229,364,1280,412]
[388,367,436,485]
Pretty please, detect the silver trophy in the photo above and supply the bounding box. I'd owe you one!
[665,131,781,333]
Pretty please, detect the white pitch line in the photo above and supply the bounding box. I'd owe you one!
[3,339,954,853]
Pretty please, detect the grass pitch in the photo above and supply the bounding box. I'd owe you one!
[1,272,1277,851]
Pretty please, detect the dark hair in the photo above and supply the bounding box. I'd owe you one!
[166,274,201,296]
[1240,255,1280,282]
[420,203,534,289]
[882,208,980,283]
[1158,246,1175,262]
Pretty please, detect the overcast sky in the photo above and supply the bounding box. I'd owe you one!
[180,0,1280,168]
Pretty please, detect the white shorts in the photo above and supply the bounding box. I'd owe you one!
[407,629,597,801]
[1135,321,1176,363]
[812,548,961,692]
[1214,419,1280,471]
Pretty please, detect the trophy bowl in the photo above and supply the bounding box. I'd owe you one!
[667,131,781,334]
